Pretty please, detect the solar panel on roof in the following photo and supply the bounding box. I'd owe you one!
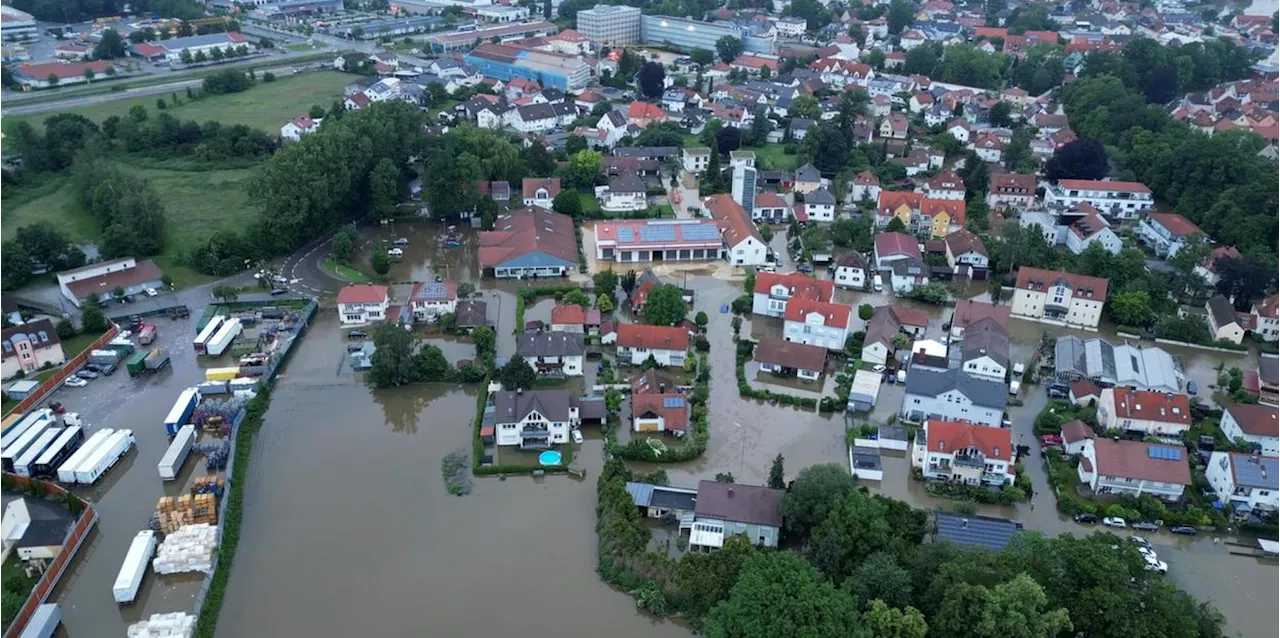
[617,227,635,243]
[1147,446,1181,461]
[639,225,678,242]
[662,397,685,408]
[681,224,722,241]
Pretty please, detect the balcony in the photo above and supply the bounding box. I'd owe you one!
[519,427,552,449]
[953,454,986,469]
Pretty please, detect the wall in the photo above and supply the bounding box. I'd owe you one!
[3,326,120,418]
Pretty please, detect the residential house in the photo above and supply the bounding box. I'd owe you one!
[682,147,712,173]
[1252,295,1278,342]
[516,332,585,376]
[630,369,690,434]
[944,229,989,275]
[832,251,868,290]
[879,113,909,139]
[281,116,321,141]
[1206,295,1245,345]
[409,282,458,322]
[970,131,1003,162]
[1220,403,1279,457]
[848,170,881,203]
[754,337,826,381]
[1044,179,1154,219]
[455,299,490,330]
[1020,206,1122,255]
[797,187,836,222]
[946,118,971,144]
[1077,438,1190,502]
[753,193,789,224]
[1061,419,1095,455]
[479,207,577,278]
[793,163,823,194]
[872,232,922,268]
[1097,387,1192,437]
[599,170,647,212]
[1250,355,1280,406]
[876,191,922,229]
[902,367,1008,427]
[627,101,668,128]
[492,389,578,448]
[863,305,929,366]
[751,271,835,318]
[55,258,165,308]
[783,298,851,351]
[986,172,1037,209]
[1195,245,1240,287]
[5,497,76,562]
[954,318,1009,382]
[886,257,929,293]
[789,118,815,140]
[1137,213,1202,258]
[924,171,966,201]
[949,300,1010,341]
[625,482,698,519]
[1,319,65,379]
[550,304,601,334]
[522,178,561,209]
[363,77,402,102]
[1206,452,1279,515]
[704,195,769,267]
[912,420,1015,486]
[919,198,965,238]
[337,284,390,326]
[1010,267,1108,329]
[689,481,784,550]
[616,324,689,367]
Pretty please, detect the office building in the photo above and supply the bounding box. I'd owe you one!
[577,5,642,45]
[641,15,773,54]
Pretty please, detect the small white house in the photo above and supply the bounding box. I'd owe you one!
[337,285,390,326]
[492,389,578,448]
[1219,403,1279,457]
[409,282,457,322]
[1206,452,1279,515]
[616,324,689,367]
[280,115,321,142]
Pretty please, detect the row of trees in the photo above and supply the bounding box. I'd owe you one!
[69,154,168,259]
[102,104,277,159]
[368,322,492,387]
[598,460,1223,637]
[0,223,87,291]
[180,44,253,66]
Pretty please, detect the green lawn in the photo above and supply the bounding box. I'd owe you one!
[4,71,353,135]
[60,330,106,361]
[748,144,799,171]
[578,191,601,216]
[2,553,39,627]
[322,257,371,283]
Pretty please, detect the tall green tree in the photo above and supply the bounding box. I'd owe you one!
[369,322,419,387]
[641,284,688,326]
[370,158,400,220]
[705,552,868,638]
[715,35,743,63]
[92,29,126,59]
[498,355,536,390]
[677,535,756,620]
[779,463,859,540]
[767,454,786,489]
[808,489,894,581]
[637,61,666,99]
[861,600,928,638]
[371,252,391,275]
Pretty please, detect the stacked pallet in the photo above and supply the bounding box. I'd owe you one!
[127,612,196,637]
[154,494,218,534]
[191,475,225,497]
[153,524,218,574]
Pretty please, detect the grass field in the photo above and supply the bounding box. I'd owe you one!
[4,71,352,135]
[748,143,798,171]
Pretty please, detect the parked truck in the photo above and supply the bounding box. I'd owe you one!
[112,530,156,604]
[1,409,54,449]
[106,337,136,357]
[13,428,63,477]
[1,415,54,473]
[125,350,150,377]
[138,324,157,346]
[88,349,123,366]
[164,389,201,436]
[57,429,114,483]
[19,603,61,638]
[158,425,195,480]
[145,348,170,372]
[204,318,242,357]
[32,426,84,478]
[71,429,134,484]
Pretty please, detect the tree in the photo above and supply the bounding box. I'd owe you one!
[808,489,893,581]
[678,535,756,620]
[211,284,240,303]
[92,29,126,59]
[369,322,419,387]
[1045,138,1109,181]
[759,225,775,243]
[780,463,859,540]
[887,0,917,34]
[715,35,743,64]
[1214,255,1272,310]
[563,289,591,307]
[331,226,358,263]
[564,149,603,189]
[692,48,715,66]
[695,311,709,329]
[370,158,400,221]
[55,318,76,340]
[1109,289,1154,327]
[498,355,536,390]
[858,304,875,321]
[415,343,453,381]
[552,189,583,218]
[84,68,96,83]
[46,73,59,87]
[597,295,614,313]
[637,61,666,99]
[849,552,914,610]
[641,284,688,326]
[989,101,1012,127]
[620,270,638,295]
[767,454,785,489]
[704,552,867,638]
[80,304,109,334]
[933,575,1071,638]
[861,600,928,638]
[886,217,908,233]
[371,252,391,276]
[788,95,822,120]
[593,270,619,299]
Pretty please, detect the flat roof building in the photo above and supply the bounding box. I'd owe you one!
[595,220,725,263]
[464,42,591,90]
[577,5,642,45]
[641,15,774,54]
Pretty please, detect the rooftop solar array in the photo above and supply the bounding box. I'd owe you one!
[662,397,686,408]
[1147,446,1182,461]
[681,224,723,240]
[935,512,1021,551]
[638,224,678,243]
[616,227,635,243]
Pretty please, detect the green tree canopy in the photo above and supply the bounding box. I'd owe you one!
[369,322,419,387]
[498,355,536,390]
[641,284,688,326]
[780,463,859,540]
[705,552,867,638]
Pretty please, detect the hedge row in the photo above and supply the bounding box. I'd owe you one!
[734,351,819,410]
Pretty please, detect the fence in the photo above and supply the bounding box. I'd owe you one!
[3,326,120,419]
[1,476,98,638]
[188,299,317,619]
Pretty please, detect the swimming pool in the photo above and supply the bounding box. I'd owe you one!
[538,450,562,466]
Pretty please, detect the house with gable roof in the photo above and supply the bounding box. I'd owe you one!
[912,420,1015,486]
[409,282,458,321]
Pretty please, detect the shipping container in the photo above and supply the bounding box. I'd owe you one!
[126,350,150,377]
[138,324,157,345]
[88,349,123,365]
[1,414,55,473]
[13,428,63,477]
[112,531,156,604]
[33,426,84,477]
[164,389,201,437]
[158,425,195,481]
[71,429,134,484]
[196,380,230,396]
[1,414,22,436]
[145,348,170,371]
[192,316,225,355]
[1,409,53,449]
[106,337,136,356]
[204,318,242,357]
[18,603,60,638]
[56,429,114,483]
[205,367,240,382]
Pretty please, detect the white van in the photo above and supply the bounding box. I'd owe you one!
[873,274,884,292]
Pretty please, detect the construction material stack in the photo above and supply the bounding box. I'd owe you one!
[126,612,196,638]
[152,523,218,574]
[152,494,218,534]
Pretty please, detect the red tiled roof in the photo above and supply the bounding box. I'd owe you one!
[1070,378,1100,400]
[874,232,922,259]
[478,207,577,269]
[616,323,689,351]
[522,177,561,199]
[877,191,922,217]
[19,60,111,80]
[550,304,600,326]
[1107,388,1192,426]
[754,192,787,208]
[131,42,165,57]
[1014,267,1108,300]
[1224,402,1279,437]
[1056,179,1151,194]
[627,101,666,120]
[337,284,389,305]
[1061,419,1094,444]
[989,171,1035,195]
[1255,295,1278,320]
[924,419,1013,462]
[65,259,164,299]
[921,198,965,226]
[1091,438,1191,486]
[753,271,833,301]
[631,393,690,431]
[783,298,850,329]
[754,336,827,371]
[952,300,1010,331]
[854,170,879,186]
[889,304,929,328]
[704,194,762,247]
[928,170,965,192]
[792,204,809,222]
[1146,212,1201,237]
[944,228,987,257]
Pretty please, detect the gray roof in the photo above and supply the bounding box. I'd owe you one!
[850,446,882,472]
[493,389,573,423]
[934,512,1022,551]
[625,482,698,511]
[1054,335,1183,392]
[905,367,1008,410]
[865,306,903,349]
[695,481,784,528]
[608,170,646,194]
[517,332,585,357]
[835,251,867,270]
[794,162,821,183]
[960,318,1009,368]
[806,187,835,206]
[455,299,488,328]
[1208,295,1238,328]
[602,110,626,127]
[1261,354,1279,386]
[1229,454,1279,490]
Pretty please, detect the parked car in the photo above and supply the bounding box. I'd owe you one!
[145,287,158,297]
[270,288,287,296]
[99,362,118,376]
[1137,546,1158,559]
[1047,385,1069,399]
[123,294,136,303]
[348,330,368,340]
[1129,535,1152,549]
[1103,517,1127,529]
[1186,380,1198,395]
[571,430,584,445]
[346,343,365,353]
[49,402,66,414]
[64,377,88,388]
[1143,555,1168,574]
[75,369,99,380]
[1073,512,1098,524]
[1170,525,1198,536]
[1132,521,1161,532]
[872,364,886,373]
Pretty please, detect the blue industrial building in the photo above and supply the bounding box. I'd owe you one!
[463,43,591,90]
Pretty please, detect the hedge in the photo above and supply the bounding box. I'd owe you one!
[610,355,711,463]
[1043,448,1225,529]
[734,348,819,410]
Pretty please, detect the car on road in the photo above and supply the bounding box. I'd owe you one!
[1132,521,1161,532]
[1170,525,1197,535]
[75,369,98,380]
[270,288,287,296]
[145,287,158,297]
[1047,385,1070,399]
[273,275,288,283]
[1186,380,1198,395]
[64,377,88,388]
[1137,546,1157,559]
[1103,517,1127,529]
[571,430,584,445]
[1130,535,1152,548]
[394,237,409,246]
[1143,555,1169,574]
[348,330,368,340]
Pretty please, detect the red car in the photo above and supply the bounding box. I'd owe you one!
[1039,434,1063,447]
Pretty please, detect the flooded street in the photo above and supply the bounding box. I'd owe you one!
[213,221,1271,638]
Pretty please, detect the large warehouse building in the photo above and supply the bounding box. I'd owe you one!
[463,42,591,90]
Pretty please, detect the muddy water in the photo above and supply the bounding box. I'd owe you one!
[217,314,686,637]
